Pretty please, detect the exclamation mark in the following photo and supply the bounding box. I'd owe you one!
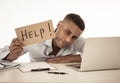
[48,23,52,36]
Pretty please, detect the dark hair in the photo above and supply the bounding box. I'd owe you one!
[63,13,85,31]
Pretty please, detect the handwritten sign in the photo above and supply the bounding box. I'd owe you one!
[15,20,55,46]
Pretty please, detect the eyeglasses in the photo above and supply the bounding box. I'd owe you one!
[0,60,17,68]
[0,60,11,68]
[0,60,20,71]
[0,62,7,67]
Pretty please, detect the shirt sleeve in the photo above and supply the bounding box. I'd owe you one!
[0,46,28,60]
[73,37,86,56]
[0,46,10,60]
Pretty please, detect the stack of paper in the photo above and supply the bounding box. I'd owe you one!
[0,60,21,71]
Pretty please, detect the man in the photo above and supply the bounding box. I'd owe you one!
[0,13,85,63]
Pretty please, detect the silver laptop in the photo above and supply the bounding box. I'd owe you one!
[67,37,120,71]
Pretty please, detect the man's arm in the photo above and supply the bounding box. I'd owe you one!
[46,54,82,63]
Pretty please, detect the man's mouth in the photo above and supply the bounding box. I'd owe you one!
[61,41,70,47]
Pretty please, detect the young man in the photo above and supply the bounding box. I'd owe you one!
[0,13,85,63]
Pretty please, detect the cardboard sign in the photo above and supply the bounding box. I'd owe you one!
[15,20,55,46]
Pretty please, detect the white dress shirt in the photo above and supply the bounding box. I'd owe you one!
[0,37,85,62]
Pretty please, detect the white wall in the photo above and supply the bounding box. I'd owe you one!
[0,0,120,62]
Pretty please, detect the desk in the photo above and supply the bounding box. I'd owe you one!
[0,63,120,83]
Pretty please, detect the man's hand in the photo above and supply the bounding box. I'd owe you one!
[46,54,82,63]
[4,38,24,61]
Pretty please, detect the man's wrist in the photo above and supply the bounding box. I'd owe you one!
[3,53,13,61]
[66,54,81,63]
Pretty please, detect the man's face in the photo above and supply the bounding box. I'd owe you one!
[54,21,83,48]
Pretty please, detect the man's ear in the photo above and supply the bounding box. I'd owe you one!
[55,21,63,32]
[57,21,63,28]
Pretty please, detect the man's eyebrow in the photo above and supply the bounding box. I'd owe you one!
[65,28,72,34]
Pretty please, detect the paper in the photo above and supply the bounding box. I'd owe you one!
[19,62,56,72]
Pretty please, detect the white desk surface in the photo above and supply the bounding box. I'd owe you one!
[0,63,120,83]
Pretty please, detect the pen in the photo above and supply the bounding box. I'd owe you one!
[48,72,68,75]
[31,68,50,72]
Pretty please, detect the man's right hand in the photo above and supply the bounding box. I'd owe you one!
[4,38,24,61]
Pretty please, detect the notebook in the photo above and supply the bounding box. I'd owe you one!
[67,37,120,71]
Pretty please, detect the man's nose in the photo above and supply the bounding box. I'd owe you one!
[65,36,72,44]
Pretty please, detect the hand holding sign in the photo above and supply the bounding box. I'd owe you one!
[15,20,55,46]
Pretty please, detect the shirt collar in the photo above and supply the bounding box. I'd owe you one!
[44,39,53,47]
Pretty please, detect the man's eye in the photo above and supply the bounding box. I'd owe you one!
[72,36,78,40]
[64,30,70,35]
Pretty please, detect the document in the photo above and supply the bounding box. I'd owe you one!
[19,62,56,72]
[0,60,21,71]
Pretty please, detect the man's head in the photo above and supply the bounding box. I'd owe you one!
[54,13,85,48]
[63,13,85,31]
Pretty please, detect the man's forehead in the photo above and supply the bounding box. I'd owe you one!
[64,21,82,31]
[63,20,81,30]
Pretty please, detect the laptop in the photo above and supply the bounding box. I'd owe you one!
[67,37,120,72]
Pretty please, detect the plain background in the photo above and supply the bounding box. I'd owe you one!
[0,0,120,62]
